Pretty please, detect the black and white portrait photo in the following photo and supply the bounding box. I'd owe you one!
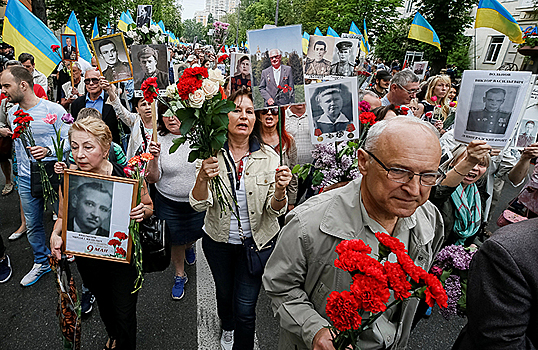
[61,34,78,62]
[137,5,152,28]
[305,36,334,77]
[413,61,428,80]
[131,44,170,90]
[63,170,138,262]
[230,53,251,94]
[247,25,305,109]
[305,77,359,144]
[330,38,359,77]
[516,119,537,148]
[453,70,533,148]
[91,33,133,84]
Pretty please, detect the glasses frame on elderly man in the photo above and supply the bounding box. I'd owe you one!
[364,150,445,187]
[397,83,419,96]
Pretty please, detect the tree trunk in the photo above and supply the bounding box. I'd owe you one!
[32,0,47,25]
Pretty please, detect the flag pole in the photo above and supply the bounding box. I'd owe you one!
[474,27,477,70]
[70,62,74,88]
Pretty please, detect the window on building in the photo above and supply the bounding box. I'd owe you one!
[484,36,504,63]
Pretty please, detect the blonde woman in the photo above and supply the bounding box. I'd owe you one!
[420,75,451,119]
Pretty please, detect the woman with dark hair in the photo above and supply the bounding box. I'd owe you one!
[190,88,292,349]
[231,55,251,93]
[255,107,298,213]
[145,101,205,300]
[447,84,458,102]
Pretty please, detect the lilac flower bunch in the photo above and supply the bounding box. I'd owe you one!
[431,245,477,319]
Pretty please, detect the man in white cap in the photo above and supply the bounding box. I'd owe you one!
[259,48,295,106]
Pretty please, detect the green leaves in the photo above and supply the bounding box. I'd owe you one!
[188,150,200,163]
[292,163,312,181]
[169,136,186,154]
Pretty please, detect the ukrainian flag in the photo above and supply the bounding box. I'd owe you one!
[245,41,249,50]
[2,0,61,77]
[65,11,93,62]
[302,31,310,55]
[327,26,339,38]
[125,11,135,26]
[363,19,370,53]
[349,21,360,35]
[118,12,130,32]
[92,17,99,39]
[158,20,166,33]
[408,12,441,51]
[475,0,524,43]
[314,27,323,36]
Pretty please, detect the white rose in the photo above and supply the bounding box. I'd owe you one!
[151,38,158,45]
[201,80,219,98]
[208,69,225,86]
[165,84,178,98]
[188,89,205,108]
[140,26,149,34]
[150,25,160,33]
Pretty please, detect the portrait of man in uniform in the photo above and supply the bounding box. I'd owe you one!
[517,120,536,147]
[466,87,511,135]
[305,40,331,76]
[92,34,133,84]
[67,182,113,237]
[330,41,356,77]
[133,45,169,90]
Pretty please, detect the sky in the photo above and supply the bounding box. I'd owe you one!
[181,0,205,20]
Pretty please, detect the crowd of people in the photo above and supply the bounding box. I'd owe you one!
[0,40,537,350]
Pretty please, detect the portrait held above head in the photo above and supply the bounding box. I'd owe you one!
[330,40,357,77]
[259,48,295,106]
[92,34,133,83]
[313,85,350,133]
[62,35,77,61]
[133,44,169,90]
[516,120,536,148]
[230,54,251,93]
[305,39,332,76]
[67,181,113,237]
[466,87,512,135]
[136,5,152,27]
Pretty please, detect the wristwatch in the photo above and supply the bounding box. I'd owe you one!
[45,147,53,157]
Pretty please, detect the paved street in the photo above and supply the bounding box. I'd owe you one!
[0,168,523,349]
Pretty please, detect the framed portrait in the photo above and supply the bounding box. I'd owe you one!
[305,35,335,79]
[61,33,78,62]
[229,53,252,95]
[305,77,359,144]
[131,44,170,90]
[247,25,305,109]
[412,61,428,80]
[510,76,538,149]
[454,70,534,148]
[90,33,134,84]
[62,169,138,263]
[329,38,359,78]
[137,5,153,28]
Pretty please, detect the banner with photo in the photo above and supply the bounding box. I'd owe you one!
[229,53,252,95]
[329,37,359,78]
[453,70,533,148]
[91,33,133,84]
[413,61,428,80]
[509,75,538,150]
[131,44,170,90]
[305,77,359,144]
[305,35,335,79]
[247,25,305,109]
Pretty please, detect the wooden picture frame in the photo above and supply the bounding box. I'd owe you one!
[90,32,134,84]
[61,33,78,62]
[62,169,138,263]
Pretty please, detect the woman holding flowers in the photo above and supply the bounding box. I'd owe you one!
[419,75,451,119]
[50,117,153,350]
[190,88,292,349]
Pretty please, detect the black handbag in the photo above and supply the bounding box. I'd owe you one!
[30,160,62,198]
[139,215,171,273]
[243,236,276,277]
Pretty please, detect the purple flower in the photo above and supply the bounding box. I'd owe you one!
[61,113,74,124]
[359,100,371,113]
[434,245,475,271]
[439,275,463,320]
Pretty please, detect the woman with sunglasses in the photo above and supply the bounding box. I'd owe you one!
[255,106,298,213]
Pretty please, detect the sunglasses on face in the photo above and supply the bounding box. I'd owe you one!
[261,107,279,115]
[84,78,100,85]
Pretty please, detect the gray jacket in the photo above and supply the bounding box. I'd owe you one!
[263,178,445,350]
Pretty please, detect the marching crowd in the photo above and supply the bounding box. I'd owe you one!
[0,45,538,350]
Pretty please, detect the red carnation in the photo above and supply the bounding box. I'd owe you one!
[375,231,407,254]
[346,123,356,132]
[314,128,322,136]
[114,231,128,241]
[247,81,251,86]
[177,76,203,100]
[359,112,376,125]
[422,273,448,308]
[108,239,121,246]
[217,54,229,63]
[425,112,433,118]
[383,262,412,300]
[350,274,390,313]
[325,291,362,331]
[116,247,127,257]
[141,77,158,103]
[278,85,283,90]
[51,45,60,52]
[182,67,209,79]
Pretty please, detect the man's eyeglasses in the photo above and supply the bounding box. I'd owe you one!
[269,55,281,60]
[84,78,99,85]
[364,150,444,187]
[261,107,279,115]
[397,84,419,96]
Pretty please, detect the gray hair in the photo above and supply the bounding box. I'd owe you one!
[358,89,378,101]
[390,69,419,89]
[71,62,82,71]
[363,116,438,152]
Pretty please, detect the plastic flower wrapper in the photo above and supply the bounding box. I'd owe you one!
[43,113,74,178]
[325,232,447,349]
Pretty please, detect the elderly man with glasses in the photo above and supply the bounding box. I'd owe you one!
[259,48,295,106]
[381,70,420,116]
[70,69,127,144]
[263,116,445,350]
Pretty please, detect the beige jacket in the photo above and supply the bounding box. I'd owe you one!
[263,177,445,350]
[189,141,287,249]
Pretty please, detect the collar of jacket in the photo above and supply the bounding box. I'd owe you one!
[223,136,262,155]
[318,177,435,248]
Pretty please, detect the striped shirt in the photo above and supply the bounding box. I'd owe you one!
[285,108,314,165]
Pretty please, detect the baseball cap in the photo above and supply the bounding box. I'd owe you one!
[376,70,391,81]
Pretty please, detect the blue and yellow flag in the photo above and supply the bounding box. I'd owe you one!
[302,31,310,55]
[125,11,135,25]
[65,11,93,62]
[363,19,370,53]
[92,17,99,39]
[476,0,524,43]
[2,0,61,76]
[118,12,130,32]
[158,20,166,33]
[314,27,323,36]
[326,26,339,38]
[349,21,360,35]
[245,41,249,50]
[408,12,441,51]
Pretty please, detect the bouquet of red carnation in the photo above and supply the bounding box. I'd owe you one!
[275,84,293,103]
[326,232,448,349]
[123,152,154,292]
[12,109,58,207]
[355,111,376,149]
